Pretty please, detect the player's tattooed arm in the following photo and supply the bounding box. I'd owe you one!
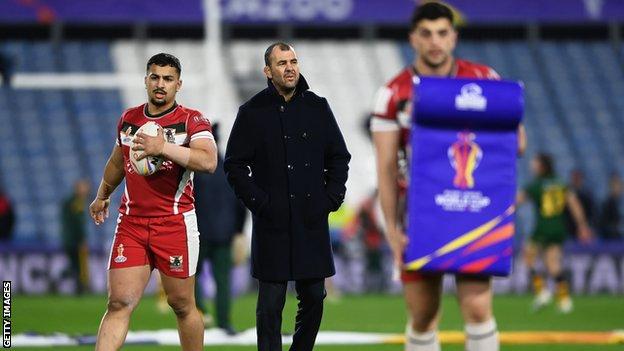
[90,145,125,225]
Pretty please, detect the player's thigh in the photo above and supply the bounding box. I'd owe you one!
[107,265,152,310]
[160,272,196,306]
[455,275,493,323]
[106,215,153,308]
[403,274,443,328]
[523,241,540,267]
[543,244,563,274]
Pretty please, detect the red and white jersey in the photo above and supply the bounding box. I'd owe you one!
[115,103,214,217]
[370,59,499,191]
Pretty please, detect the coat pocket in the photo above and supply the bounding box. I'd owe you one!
[255,197,275,227]
[303,192,330,230]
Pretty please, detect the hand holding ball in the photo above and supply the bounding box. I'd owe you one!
[130,121,166,176]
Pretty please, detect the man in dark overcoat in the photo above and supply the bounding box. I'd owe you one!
[224,42,350,351]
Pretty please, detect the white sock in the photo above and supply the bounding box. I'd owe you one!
[465,319,499,351]
[405,325,441,351]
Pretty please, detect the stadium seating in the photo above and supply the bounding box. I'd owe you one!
[1,39,623,244]
[0,41,122,245]
[0,87,122,245]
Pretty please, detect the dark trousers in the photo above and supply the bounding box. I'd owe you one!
[195,242,233,328]
[63,245,87,294]
[256,279,326,351]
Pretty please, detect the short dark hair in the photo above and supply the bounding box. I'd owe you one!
[410,2,454,31]
[264,42,292,66]
[146,53,181,75]
[536,153,555,177]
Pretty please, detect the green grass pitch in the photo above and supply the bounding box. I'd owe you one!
[11,293,624,350]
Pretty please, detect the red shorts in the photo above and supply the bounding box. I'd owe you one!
[401,270,428,282]
[108,210,200,278]
[401,270,489,283]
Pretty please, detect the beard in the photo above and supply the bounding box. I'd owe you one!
[150,97,167,107]
[275,75,298,93]
[422,53,449,69]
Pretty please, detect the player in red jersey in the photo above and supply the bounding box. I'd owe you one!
[371,3,526,351]
[88,53,217,351]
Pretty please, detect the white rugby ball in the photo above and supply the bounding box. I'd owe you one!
[129,121,165,176]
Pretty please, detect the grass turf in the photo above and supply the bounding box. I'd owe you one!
[12,293,624,350]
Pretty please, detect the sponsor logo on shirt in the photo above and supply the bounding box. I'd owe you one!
[121,126,133,145]
[164,128,176,144]
[193,115,210,124]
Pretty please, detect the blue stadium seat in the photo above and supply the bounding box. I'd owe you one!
[1,41,114,73]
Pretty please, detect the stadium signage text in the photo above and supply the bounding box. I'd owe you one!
[223,0,353,22]
[434,190,491,212]
[0,252,623,295]
[2,0,624,24]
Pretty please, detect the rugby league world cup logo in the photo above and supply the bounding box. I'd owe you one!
[448,131,482,189]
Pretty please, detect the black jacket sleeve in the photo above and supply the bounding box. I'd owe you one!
[234,200,247,233]
[224,107,269,215]
[322,99,351,211]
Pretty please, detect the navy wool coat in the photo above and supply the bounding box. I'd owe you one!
[224,76,351,281]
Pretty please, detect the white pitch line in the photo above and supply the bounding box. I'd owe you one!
[11,329,624,347]
[11,328,399,347]
[11,334,78,347]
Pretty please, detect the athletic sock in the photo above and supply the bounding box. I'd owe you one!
[530,269,544,294]
[554,273,570,301]
[465,319,499,351]
[405,325,441,351]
